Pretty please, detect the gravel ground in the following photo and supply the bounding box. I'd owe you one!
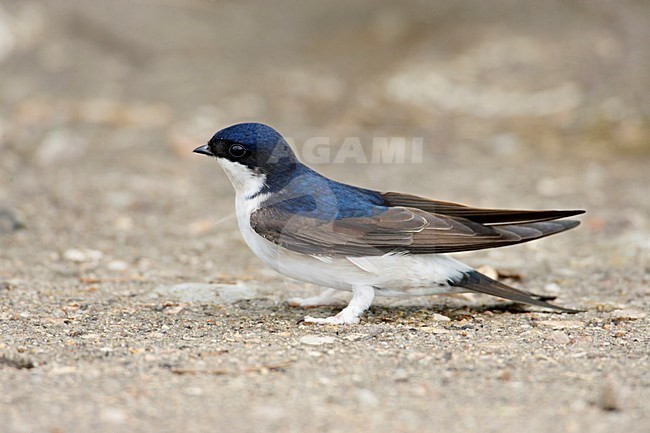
[1,1,649,432]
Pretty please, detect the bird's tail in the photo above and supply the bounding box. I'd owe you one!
[452,270,580,312]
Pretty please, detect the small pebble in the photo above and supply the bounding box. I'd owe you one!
[152,282,256,304]
[0,208,25,233]
[611,309,646,321]
[0,352,35,369]
[63,248,104,263]
[299,335,336,346]
[550,330,570,344]
[598,381,621,412]
[393,368,409,382]
[113,215,134,231]
[356,389,379,407]
[100,407,127,424]
[476,265,499,280]
[544,283,562,294]
[36,129,87,166]
[107,260,129,272]
[184,387,204,396]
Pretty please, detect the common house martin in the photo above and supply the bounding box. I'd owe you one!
[194,123,584,324]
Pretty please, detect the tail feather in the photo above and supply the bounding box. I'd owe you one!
[453,270,580,313]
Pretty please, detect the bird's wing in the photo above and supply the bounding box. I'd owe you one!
[381,192,585,225]
[250,205,580,257]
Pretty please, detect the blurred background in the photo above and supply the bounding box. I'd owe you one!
[0,1,649,432]
[1,0,648,275]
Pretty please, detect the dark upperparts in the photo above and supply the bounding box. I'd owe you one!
[260,163,388,220]
[208,123,584,225]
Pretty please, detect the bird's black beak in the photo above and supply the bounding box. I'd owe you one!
[193,144,214,156]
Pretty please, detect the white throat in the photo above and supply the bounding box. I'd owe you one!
[217,157,266,199]
[217,158,273,267]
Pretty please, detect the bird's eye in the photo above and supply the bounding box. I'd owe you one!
[228,144,246,158]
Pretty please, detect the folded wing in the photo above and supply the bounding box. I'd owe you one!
[250,204,581,257]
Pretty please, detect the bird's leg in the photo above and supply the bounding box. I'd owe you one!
[304,285,375,325]
[286,288,342,308]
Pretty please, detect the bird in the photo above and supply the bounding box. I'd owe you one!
[193,122,584,325]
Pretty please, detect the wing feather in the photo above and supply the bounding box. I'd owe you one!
[250,205,580,256]
[382,192,585,225]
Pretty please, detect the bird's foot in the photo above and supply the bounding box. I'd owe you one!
[301,285,374,325]
[304,310,360,325]
[286,288,341,308]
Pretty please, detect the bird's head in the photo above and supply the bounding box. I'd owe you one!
[194,123,299,196]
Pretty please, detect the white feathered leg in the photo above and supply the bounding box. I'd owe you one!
[286,288,342,308]
[304,285,375,325]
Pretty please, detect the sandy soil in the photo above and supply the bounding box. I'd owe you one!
[1,1,649,432]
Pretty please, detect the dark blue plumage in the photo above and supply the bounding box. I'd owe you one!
[208,123,387,219]
[264,164,387,219]
[210,123,288,152]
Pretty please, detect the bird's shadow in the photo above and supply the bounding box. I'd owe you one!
[231,298,575,324]
[366,302,557,321]
[286,300,572,322]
